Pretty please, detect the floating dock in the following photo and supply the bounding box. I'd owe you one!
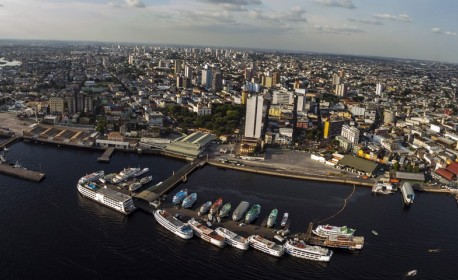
[0,164,45,182]
[97,147,115,163]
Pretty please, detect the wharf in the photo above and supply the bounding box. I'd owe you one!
[134,159,205,203]
[0,164,45,182]
[0,136,19,149]
[150,203,286,240]
[97,147,115,163]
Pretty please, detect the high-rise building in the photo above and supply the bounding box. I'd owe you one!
[174,59,182,74]
[376,83,383,96]
[244,95,264,139]
[176,75,184,88]
[76,92,84,112]
[201,68,212,89]
[323,119,345,139]
[332,73,341,85]
[272,72,280,86]
[212,72,223,92]
[341,124,360,147]
[335,84,346,97]
[49,97,64,114]
[66,95,76,114]
[184,65,193,79]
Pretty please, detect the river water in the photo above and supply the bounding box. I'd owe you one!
[1,142,457,279]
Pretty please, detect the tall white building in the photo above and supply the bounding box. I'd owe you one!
[244,95,264,139]
[376,83,383,96]
[184,65,193,79]
[201,68,212,89]
[341,124,360,147]
[174,59,182,74]
[335,84,346,97]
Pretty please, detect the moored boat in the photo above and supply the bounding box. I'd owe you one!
[188,219,225,248]
[198,201,212,215]
[281,212,289,227]
[133,167,149,177]
[215,227,249,250]
[182,193,197,208]
[248,235,284,257]
[209,198,223,215]
[153,209,193,239]
[245,204,261,224]
[284,240,333,262]
[219,203,232,218]
[172,189,188,205]
[77,180,136,215]
[79,170,105,184]
[313,224,355,238]
[232,201,250,221]
[139,175,153,185]
[129,182,142,192]
[267,209,278,228]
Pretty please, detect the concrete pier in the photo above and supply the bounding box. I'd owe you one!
[0,164,45,182]
[97,147,115,163]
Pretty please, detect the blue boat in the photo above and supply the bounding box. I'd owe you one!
[172,189,188,205]
[182,193,197,208]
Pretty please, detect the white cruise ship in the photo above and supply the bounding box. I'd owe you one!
[284,240,333,262]
[153,210,193,239]
[77,181,136,215]
[215,227,249,250]
[188,219,225,248]
[248,235,284,257]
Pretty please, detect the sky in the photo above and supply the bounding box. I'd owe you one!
[0,0,457,63]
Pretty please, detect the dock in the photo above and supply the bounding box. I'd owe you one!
[0,164,45,182]
[97,147,115,163]
[0,136,19,150]
[134,159,206,205]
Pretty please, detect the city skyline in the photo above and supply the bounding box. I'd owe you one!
[0,0,457,63]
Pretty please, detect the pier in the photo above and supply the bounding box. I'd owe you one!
[134,159,206,206]
[97,147,115,163]
[0,164,45,182]
[0,136,19,150]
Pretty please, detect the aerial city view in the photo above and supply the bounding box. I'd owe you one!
[1,0,458,279]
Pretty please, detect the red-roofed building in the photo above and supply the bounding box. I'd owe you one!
[445,162,458,175]
[435,168,455,181]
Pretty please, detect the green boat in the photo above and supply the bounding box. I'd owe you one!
[245,204,261,224]
[219,203,232,218]
[267,209,278,228]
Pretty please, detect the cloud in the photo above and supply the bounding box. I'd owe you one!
[0,3,4,7]
[198,0,262,5]
[431,27,441,33]
[373,13,412,22]
[125,0,145,8]
[314,24,363,34]
[249,7,307,24]
[315,0,356,9]
[445,31,456,36]
[348,18,383,25]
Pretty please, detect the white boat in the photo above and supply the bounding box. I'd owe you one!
[140,175,152,185]
[284,240,333,262]
[79,170,105,184]
[133,167,149,177]
[129,182,142,192]
[113,167,140,184]
[215,227,249,250]
[248,235,284,257]
[280,212,289,227]
[401,182,415,205]
[153,210,193,239]
[406,270,417,277]
[188,219,225,248]
[313,225,355,238]
[77,181,136,215]
[372,182,396,194]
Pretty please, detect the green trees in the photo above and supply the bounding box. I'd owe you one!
[166,104,245,135]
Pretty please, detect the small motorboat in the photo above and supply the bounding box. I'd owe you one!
[372,230,379,236]
[406,270,417,277]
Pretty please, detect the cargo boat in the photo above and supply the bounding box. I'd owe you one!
[209,198,223,215]
[267,209,278,228]
[308,234,364,250]
[219,203,232,218]
[172,189,188,205]
[188,219,225,248]
[198,201,212,215]
[245,204,261,224]
[182,193,197,208]
[232,201,250,221]
[280,212,289,227]
[400,182,415,205]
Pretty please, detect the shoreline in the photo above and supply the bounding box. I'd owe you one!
[10,135,453,194]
